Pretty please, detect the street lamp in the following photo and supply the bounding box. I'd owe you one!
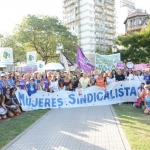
[112,45,117,54]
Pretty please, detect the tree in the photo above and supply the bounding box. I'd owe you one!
[15,15,77,64]
[95,46,101,53]
[105,46,112,55]
[114,21,150,64]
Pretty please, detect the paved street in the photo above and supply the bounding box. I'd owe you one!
[2,106,131,150]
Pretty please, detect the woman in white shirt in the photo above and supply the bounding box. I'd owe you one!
[59,82,66,91]
[49,76,59,92]
[106,73,115,84]
[134,70,144,81]
[126,69,134,80]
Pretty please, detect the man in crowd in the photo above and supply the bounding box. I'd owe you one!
[115,69,125,82]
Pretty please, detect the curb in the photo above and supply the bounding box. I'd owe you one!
[1,109,52,150]
[110,105,131,150]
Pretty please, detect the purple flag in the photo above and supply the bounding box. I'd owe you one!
[76,47,95,72]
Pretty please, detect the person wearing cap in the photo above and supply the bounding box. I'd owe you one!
[0,73,9,95]
[25,78,37,96]
[8,72,16,88]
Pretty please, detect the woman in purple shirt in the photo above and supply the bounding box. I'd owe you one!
[42,73,49,91]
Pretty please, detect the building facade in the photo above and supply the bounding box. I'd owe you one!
[115,0,136,35]
[124,10,150,33]
[63,0,116,65]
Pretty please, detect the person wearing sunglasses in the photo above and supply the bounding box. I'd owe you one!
[4,88,20,117]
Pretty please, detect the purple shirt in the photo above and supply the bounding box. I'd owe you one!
[19,79,26,89]
[44,78,49,89]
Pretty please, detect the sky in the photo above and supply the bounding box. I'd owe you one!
[0,0,149,34]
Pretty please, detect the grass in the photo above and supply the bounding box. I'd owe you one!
[0,109,50,149]
[113,104,150,150]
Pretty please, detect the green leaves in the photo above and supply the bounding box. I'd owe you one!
[1,15,77,64]
[114,21,150,64]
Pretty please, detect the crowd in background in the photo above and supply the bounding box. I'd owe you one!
[0,68,150,120]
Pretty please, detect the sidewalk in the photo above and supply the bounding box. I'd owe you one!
[2,106,131,150]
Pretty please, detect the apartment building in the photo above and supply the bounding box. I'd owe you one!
[63,0,116,65]
[115,0,136,35]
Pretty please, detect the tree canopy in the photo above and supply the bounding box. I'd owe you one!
[106,21,150,64]
[0,15,77,64]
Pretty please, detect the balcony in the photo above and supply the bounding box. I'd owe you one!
[105,17,115,22]
[95,15,104,20]
[63,0,76,8]
[105,0,115,5]
[105,5,115,10]
[95,1,104,7]
[105,11,115,16]
[95,8,103,13]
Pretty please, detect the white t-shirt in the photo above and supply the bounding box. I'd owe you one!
[49,81,58,92]
[106,77,115,84]
[59,86,66,91]
[79,77,90,88]
[126,74,134,80]
[134,75,144,81]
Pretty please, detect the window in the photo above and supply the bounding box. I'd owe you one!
[139,18,142,24]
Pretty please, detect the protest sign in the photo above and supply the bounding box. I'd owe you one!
[0,48,13,65]
[27,51,36,66]
[116,62,124,69]
[95,53,120,71]
[126,62,134,69]
[16,80,143,111]
[133,64,148,70]
[37,61,45,72]
[76,47,95,72]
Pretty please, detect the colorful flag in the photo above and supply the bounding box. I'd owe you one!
[0,48,13,65]
[76,47,95,72]
[60,52,73,71]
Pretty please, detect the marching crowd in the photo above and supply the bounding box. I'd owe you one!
[0,69,150,120]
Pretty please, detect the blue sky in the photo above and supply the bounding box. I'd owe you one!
[0,0,149,34]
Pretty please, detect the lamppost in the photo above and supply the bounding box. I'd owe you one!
[112,45,117,54]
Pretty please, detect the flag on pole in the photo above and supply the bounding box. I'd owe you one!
[37,61,45,72]
[0,48,13,65]
[59,52,73,71]
[27,51,36,66]
[76,47,95,72]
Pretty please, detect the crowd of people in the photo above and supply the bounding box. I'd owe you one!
[0,68,150,120]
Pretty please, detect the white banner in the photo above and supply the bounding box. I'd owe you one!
[37,61,45,72]
[27,51,36,66]
[0,48,13,65]
[16,80,144,111]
